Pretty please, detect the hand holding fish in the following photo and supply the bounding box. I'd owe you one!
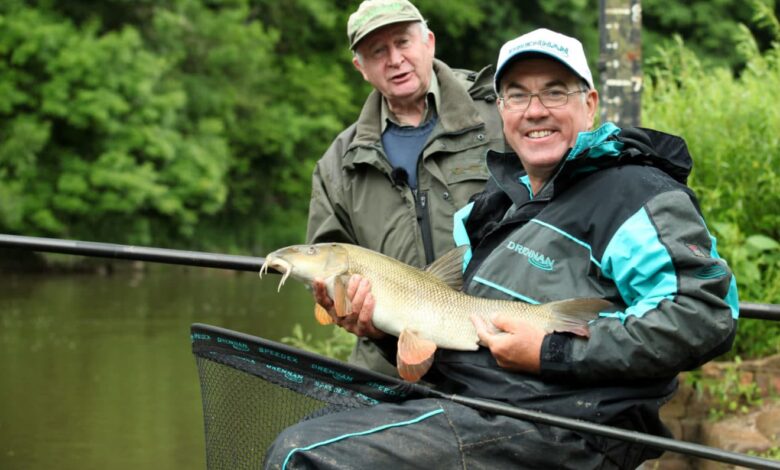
[312,275,386,339]
[471,313,543,374]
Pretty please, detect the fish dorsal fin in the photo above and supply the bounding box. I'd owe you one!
[396,329,437,383]
[424,245,467,290]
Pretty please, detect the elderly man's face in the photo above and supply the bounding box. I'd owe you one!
[352,22,435,107]
[498,58,598,185]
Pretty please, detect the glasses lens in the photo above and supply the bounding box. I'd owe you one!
[540,90,569,107]
[502,90,581,112]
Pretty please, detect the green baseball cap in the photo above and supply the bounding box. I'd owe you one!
[347,0,425,50]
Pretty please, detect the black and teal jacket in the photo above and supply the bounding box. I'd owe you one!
[436,123,739,432]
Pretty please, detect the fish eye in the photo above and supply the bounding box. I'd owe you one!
[307,246,318,255]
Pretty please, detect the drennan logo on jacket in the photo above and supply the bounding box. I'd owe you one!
[506,240,555,271]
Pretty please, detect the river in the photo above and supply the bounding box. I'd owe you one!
[0,263,329,469]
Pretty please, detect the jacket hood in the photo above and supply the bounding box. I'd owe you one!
[564,123,693,185]
[485,124,694,202]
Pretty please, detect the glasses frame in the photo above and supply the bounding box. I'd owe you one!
[498,88,588,113]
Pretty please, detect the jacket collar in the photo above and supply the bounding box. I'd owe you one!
[485,123,695,205]
[349,59,485,151]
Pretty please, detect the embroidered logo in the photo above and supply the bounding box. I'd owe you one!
[695,263,728,280]
[686,243,708,258]
[506,240,555,271]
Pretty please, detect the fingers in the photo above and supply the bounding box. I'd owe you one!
[312,278,333,310]
[355,291,385,339]
[357,289,375,325]
[349,275,384,339]
[348,274,372,315]
[318,274,385,339]
[490,313,525,334]
[470,314,493,348]
[474,314,544,374]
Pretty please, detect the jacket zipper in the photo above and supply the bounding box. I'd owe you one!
[415,189,435,265]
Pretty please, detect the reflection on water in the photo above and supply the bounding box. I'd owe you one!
[0,264,328,469]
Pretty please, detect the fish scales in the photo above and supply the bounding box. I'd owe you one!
[345,243,484,350]
[261,243,609,352]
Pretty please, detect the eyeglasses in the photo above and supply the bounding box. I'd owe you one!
[498,88,587,113]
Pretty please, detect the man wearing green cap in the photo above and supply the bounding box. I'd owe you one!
[306,0,504,377]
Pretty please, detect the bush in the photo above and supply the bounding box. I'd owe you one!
[644,24,780,358]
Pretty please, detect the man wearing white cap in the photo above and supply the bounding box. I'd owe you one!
[306,0,504,377]
[267,28,738,469]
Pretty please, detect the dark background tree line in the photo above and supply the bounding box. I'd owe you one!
[1,0,777,252]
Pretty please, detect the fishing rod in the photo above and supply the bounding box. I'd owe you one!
[1,233,778,321]
[0,233,270,273]
[437,392,780,469]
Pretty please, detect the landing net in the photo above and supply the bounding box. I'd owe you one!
[190,323,427,469]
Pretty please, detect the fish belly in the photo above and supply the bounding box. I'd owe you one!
[372,300,480,351]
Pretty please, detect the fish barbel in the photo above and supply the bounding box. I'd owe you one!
[260,243,611,382]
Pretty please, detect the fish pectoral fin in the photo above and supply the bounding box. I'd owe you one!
[396,329,437,382]
[314,303,333,325]
[332,275,352,318]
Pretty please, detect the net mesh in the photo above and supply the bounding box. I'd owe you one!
[191,323,426,470]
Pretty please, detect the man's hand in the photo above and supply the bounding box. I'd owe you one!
[312,275,386,339]
[471,313,544,374]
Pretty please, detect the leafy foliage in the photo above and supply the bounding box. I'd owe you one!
[644,17,780,358]
[0,0,358,251]
[685,357,766,420]
[0,4,228,244]
[281,323,356,361]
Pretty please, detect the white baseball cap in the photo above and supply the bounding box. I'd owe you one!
[493,28,594,94]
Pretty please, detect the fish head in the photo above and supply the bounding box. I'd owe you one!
[260,243,350,291]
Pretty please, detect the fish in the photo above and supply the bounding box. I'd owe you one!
[259,243,612,382]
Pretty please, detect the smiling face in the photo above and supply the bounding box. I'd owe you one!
[498,58,598,192]
[352,21,435,110]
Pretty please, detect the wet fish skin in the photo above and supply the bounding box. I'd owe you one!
[260,242,611,380]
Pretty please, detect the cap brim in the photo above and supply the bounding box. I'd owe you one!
[494,50,591,93]
[350,17,423,49]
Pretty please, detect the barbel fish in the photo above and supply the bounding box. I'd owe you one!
[260,243,611,382]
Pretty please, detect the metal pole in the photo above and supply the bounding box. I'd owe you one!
[0,233,268,273]
[2,233,780,321]
[440,393,780,469]
[599,0,642,126]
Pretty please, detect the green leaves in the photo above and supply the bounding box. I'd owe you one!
[644,8,780,359]
[1,0,779,260]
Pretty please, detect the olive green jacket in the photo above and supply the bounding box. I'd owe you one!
[306,59,505,376]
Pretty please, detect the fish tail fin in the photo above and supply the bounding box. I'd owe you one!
[545,298,613,338]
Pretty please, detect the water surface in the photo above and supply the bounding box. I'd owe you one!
[0,264,327,469]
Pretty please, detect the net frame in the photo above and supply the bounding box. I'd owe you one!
[191,323,429,469]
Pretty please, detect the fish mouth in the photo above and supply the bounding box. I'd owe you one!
[259,257,292,292]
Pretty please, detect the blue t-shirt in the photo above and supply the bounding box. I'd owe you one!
[381,116,438,190]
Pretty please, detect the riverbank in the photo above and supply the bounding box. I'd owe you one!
[648,354,780,468]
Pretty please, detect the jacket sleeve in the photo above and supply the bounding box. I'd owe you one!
[306,128,358,245]
[540,190,739,382]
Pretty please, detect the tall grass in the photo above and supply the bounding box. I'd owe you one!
[644,23,780,357]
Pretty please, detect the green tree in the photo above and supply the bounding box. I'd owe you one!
[0,5,229,244]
